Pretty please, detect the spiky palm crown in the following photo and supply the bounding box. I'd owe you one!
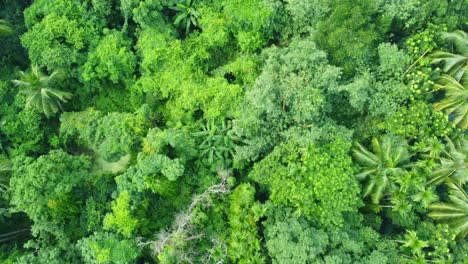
[428,181,468,239]
[353,135,411,204]
[427,136,467,186]
[12,65,72,117]
[431,30,467,129]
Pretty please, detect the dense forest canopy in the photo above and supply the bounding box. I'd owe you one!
[0,0,467,263]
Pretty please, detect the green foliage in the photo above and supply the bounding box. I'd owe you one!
[134,28,242,125]
[9,150,92,241]
[82,29,136,86]
[2,0,468,262]
[433,75,467,130]
[264,208,399,264]
[314,0,385,77]
[0,19,13,36]
[222,0,280,52]
[428,181,468,239]
[12,65,72,117]
[431,30,467,82]
[428,136,467,186]
[233,38,340,166]
[103,191,139,238]
[60,107,150,161]
[353,136,410,204]
[170,0,200,35]
[339,44,411,118]
[387,101,454,140]
[429,30,468,129]
[0,107,50,157]
[21,10,97,73]
[263,207,329,264]
[15,247,65,264]
[251,136,361,228]
[228,183,264,263]
[77,232,140,264]
[193,120,237,169]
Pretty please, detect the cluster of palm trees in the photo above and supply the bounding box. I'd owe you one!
[354,135,467,239]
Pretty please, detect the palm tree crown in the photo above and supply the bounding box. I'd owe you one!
[427,136,467,186]
[431,30,467,129]
[353,136,411,204]
[12,65,72,117]
[428,181,468,239]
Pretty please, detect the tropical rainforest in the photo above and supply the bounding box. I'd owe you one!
[0,0,467,263]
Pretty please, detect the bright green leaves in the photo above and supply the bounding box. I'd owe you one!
[387,101,454,140]
[353,136,410,204]
[134,28,242,125]
[401,230,429,257]
[222,0,279,52]
[82,29,136,86]
[12,65,72,117]
[251,137,361,228]
[21,12,96,72]
[426,136,468,239]
[228,184,264,263]
[103,191,139,237]
[78,232,140,264]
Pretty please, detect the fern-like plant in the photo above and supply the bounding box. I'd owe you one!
[12,65,72,117]
[353,136,411,204]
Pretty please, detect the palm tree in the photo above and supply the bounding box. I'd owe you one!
[353,136,411,204]
[0,19,13,37]
[427,136,467,186]
[428,180,468,239]
[0,159,11,193]
[432,75,467,129]
[431,30,467,82]
[431,30,467,129]
[170,0,200,35]
[12,65,72,117]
